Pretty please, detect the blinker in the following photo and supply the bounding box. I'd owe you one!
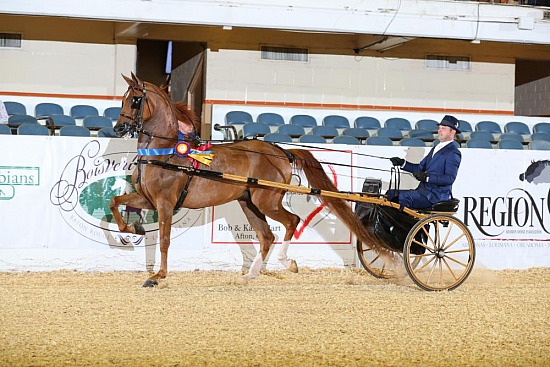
[131,95,143,109]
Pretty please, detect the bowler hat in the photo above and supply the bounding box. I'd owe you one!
[438,115,461,133]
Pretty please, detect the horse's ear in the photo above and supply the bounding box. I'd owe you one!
[131,72,142,86]
[122,73,133,86]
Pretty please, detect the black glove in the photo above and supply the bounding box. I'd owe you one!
[390,157,405,167]
[413,171,429,182]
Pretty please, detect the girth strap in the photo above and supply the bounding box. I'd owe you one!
[175,173,194,209]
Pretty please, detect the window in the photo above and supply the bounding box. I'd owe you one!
[261,45,308,62]
[426,54,470,71]
[0,33,22,48]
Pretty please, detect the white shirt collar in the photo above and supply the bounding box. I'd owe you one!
[433,140,452,155]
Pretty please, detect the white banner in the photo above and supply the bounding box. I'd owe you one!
[0,136,548,271]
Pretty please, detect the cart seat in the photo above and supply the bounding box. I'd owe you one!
[420,198,460,213]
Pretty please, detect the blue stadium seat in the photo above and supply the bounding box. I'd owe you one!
[242,122,270,138]
[528,140,550,150]
[365,136,393,146]
[475,120,502,134]
[341,127,369,141]
[469,131,495,142]
[376,127,402,140]
[35,102,64,118]
[457,120,473,133]
[322,115,350,128]
[408,129,434,141]
[8,114,38,126]
[530,132,550,142]
[290,114,317,127]
[299,135,326,144]
[311,126,339,138]
[59,125,91,137]
[400,138,425,147]
[263,132,292,143]
[277,124,305,138]
[257,112,285,127]
[332,135,361,145]
[225,111,253,125]
[499,132,523,142]
[4,101,26,116]
[504,121,530,135]
[83,116,113,129]
[466,139,493,149]
[533,122,550,135]
[384,117,411,131]
[497,139,523,150]
[104,107,122,121]
[98,127,118,137]
[354,116,381,130]
[415,119,439,133]
[0,124,12,134]
[50,114,76,127]
[70,104,99,119]
[17,123,49,136]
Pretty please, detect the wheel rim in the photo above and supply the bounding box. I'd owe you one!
[356,240,398,279]
[404,214,476,291]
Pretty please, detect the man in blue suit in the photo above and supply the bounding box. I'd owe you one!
[387,115,462,209]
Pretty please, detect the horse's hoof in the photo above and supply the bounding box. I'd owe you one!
[289,259,299,273]
[142,279,158,288]
[134,223,145,235]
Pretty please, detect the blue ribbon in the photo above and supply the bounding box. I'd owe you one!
[137,147,175,156]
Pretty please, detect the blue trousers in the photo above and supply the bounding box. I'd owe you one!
[386,189,432,210]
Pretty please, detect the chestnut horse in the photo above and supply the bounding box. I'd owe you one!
[110,73,389,287]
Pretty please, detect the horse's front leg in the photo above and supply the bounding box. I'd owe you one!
[142,205,174,288]
[109,193,154,235]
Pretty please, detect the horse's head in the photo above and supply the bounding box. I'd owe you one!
[114,72,151,138]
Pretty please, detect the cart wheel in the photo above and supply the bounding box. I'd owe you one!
[403,214,475,291]
[356,240,396,278]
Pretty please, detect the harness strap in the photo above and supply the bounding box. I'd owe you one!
[175,173,194,209]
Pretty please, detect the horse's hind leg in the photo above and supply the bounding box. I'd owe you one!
[109,193,154,235]
[237,197,275,280]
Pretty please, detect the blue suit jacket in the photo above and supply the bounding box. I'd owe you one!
[402,142,461,203]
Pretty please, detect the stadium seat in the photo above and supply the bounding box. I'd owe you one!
[384,117,411,131]
[457,120,473,133]
[290,114,317,127]
[35,102,64,118]
[504,121,530,135]
[354,116,381,130]
[225,110,253,125]
[400,138,425,147]
[365,136,393,146]
[83,116,113,129]
[469,131,495,142]
[17,123,49,136]
[4,101,26,116]
[533,122,550,135]
[8,114,38,126]
[263,132,292,143]
[59,125,91,137]
[241,122,270,138]
[322,115,350,129]
[376,127,402,140]
[530,132,550,142]
[277,124,305,138]
[98,127,118,137]
[50,114,76,127]
[466,139,493,149]
[415,119,439,133]
[104,107,122,121]
[299,134,326,143]
[332,135,361,145]
[70,104,99,119]
[497,139,524,150]
[475,120,502,134]
[257,112,285,127]
[0,124,12,134]
[499,132,524,142]
[311,126,339,139]
[408,129,434,141]
[341,127,369,141]
[528,140,550,150]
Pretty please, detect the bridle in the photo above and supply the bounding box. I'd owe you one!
[115,82,200,145]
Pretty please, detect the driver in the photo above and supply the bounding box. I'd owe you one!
[386,115,462,210]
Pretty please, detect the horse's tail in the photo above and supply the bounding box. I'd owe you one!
[288,149,391,258]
